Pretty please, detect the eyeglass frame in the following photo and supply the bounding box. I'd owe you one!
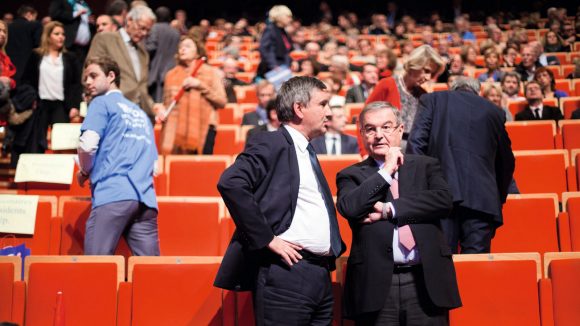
[362,123,401,137]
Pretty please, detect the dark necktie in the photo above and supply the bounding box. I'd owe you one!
[534,108,541,119]
[307,143,342,257]
[330,136,337,155]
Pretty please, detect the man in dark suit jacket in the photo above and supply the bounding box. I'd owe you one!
[345,64,379,104]
[515,80,564,121]
[5,5,42,84]
[311,106,359,154]
[407,77,515,254]
[241,80,275,126]
[337,101,461,324]
[246,99,280,143]
[216,76,345,325]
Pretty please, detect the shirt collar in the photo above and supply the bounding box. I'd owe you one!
[284,124,309,153]
[119,28,131,44]
[106,89,122,96]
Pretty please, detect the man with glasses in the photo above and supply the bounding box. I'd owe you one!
[407,77,514,255]
[87,5,163,121]
[337,101,461,325]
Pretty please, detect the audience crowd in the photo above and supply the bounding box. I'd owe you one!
[1,1,580,164]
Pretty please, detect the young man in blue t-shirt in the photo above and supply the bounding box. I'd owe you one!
[77,56,159,256]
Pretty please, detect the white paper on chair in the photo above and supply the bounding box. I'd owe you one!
[0,195,39,234]
[14,154,76,184]
[51,123,82,150]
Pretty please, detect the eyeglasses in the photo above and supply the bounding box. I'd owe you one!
[363,124,400,137]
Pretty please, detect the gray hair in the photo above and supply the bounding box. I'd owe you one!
[126,5,156,24]
[276,76,327,123]
[358,101,402,129]
[450,76,481,94]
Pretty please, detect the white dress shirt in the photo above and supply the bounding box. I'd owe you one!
[376,159,421,265]
[120,28,141,81]
[278,125,331,255]
[38,54,64,101]
[324,132,341,155]
[530,103,543,119]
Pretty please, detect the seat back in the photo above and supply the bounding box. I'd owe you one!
[563,193,580,251]
[451,253,542,326]
[128,256,224,326]
[58,196,132,257]
[513,150,569,199]
[214,125,242,155]
[559,120,580,150]
[166,155,231,196]
[24,256,124,326]
[0,196,59,255]
[319,155,361,196]
[157,197,227,256]
[543,252,580,326]
[505,121,556,150]
[0,256,20,322]
[560,96,580,119]
[493,194,560,254]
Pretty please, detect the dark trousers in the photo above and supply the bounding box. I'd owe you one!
[253,258,334,326]
[355,267,448,326]
[442,205,496,254]
[84,200,160,256]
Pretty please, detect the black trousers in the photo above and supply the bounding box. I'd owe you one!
[355,266,448,326]
[442,205,497,254]
[253,257,334,326]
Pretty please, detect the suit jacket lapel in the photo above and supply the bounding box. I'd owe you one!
[136,43,148,83]
[281,127,300,217]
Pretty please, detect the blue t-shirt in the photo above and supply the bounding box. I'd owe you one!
[81,90,158,210]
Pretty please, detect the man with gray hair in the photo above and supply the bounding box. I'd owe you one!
[87,5,163,120]
[215,76,345,325]
[407,76,515,254]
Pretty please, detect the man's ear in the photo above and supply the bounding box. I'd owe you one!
[293,102,304,119]
[107,71,116,85]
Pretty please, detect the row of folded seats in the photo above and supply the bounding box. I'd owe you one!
[1,192,580,261]
[0,252,578,325]
[11,148,580,199]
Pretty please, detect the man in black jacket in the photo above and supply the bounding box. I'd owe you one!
[515,80,563,121]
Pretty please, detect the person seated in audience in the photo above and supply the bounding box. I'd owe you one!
[482,83,513,121]
[346,63,378,103]
[534,66,568,100]
[329,54,360,88]
[368,14,389,35]
[560,21,576,49]
[310,104,359,155]
[530,41,560,66]
[515,44,542,81]
[437,54,464,83]
[375,46,398,78]
[501,45,519,68]
[222,57,248,103]
[453,16,476,41]
[298,58,320,77]
[460,44,481,77]
[543,30,570,53]
[350,38,375,64]
[95,15,117,33]
[501,71,526,104]
[241,80,275,126]
[567,58,580,79]
[246,99,280,142]
[515,80,563,121]
[291,27,306,51]
[478,48,503,83]
[317,41,337,71]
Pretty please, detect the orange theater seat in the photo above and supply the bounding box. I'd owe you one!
[493,194,560,254]
[562,193,580,251]
[235,85,258,104]
[555,79,571,94]
[24,256,124,326]
[218,105,241,124]
[157,197,229,256]
[559,96,580,119]
[505,121,557,150]
[545,65,563,79]
[125,256,225,326]
[542,252,580,326]
[58,196,132,257]
[318,155,361,196]
[558,120,580,150]
[165,155,232,196]
[513,150,573,199]
[451,253,542,326]
[507,100,528,117]
[214,125,242,155]
[335,201,353,256]
[574,80,580,96]
[0,257,24,325]
[345,103,365,124]
[0,196,60,255]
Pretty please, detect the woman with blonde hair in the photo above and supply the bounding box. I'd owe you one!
[256,5,293,78]
[482,83,513,121]
[366,45,445,136]
[0,20,16,90]
[21,20,81,151]
[159,36,226,154]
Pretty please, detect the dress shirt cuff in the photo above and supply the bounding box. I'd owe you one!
[387,202,396,219]
[378,169,394,183]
